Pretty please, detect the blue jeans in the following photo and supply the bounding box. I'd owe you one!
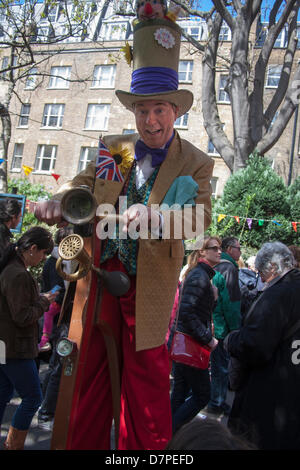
[0,359,43,430]
[171,363,210,433]
[208,339,229,408]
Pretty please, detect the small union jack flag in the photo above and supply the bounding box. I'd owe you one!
[96,139,124,182]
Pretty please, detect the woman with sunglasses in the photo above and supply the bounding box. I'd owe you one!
[170,236,221,434]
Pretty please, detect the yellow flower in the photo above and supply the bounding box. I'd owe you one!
[121,41,133,66]
[109,145,133,176]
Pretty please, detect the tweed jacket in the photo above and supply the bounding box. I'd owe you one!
[0,255,50,359]
[55,131,214,350]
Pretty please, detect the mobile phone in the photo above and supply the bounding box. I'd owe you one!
[51,285,61,294]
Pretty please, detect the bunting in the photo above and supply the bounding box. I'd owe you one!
[52,173,61,182]
[216,213,300,233]
[22,164,33,176]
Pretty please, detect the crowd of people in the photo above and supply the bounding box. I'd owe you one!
[0,1,300,452]
[0,193,299,451]
[168,236,300,450]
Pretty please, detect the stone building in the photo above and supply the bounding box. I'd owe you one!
[2,1,299,197]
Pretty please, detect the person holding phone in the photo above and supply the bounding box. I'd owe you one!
[0,227,56,450]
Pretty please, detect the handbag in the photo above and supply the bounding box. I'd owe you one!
[170,330,211,369]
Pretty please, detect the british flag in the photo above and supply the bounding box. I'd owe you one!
[96,139,124,182]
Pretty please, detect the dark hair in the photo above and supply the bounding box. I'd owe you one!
[165,417,255,450]
[0,198,22,223]
[221,236,239,252]
[54,226,73,245]
[0,226,54,272]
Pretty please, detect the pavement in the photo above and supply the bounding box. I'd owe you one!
[0,361,233,451]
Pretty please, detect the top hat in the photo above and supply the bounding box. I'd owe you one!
[116,19,193,118]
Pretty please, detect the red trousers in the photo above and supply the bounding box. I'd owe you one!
[69,256,172,450]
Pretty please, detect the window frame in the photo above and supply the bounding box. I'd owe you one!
[10,143,24,172]
[91,64,116,89]
[78,146,98,173]
[218,75,230,103]
[42,103,65,128]
[174,113,189,129]
[34,144,57,173]
[266,65,282,88]
[18,104,31,127]
[84,104,110,131]
[48,66,71,89]
[178,60,193,83]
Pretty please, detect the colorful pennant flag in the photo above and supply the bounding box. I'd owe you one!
[217,213,299,233]
[22,164,33,176]
[52,173,61,182]
[96,139,123,182]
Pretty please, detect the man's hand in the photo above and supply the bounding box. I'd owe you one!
[34,200,66,226]
[122,204,161,237]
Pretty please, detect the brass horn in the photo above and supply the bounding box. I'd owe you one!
[61,186,97,225]
[56,234,130,297]
[56,234,92,282]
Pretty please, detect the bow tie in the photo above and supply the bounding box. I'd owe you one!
[135,136,173,168]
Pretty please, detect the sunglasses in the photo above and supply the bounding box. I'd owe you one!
[206,246,222,252]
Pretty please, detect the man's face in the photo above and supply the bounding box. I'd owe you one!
[134,100,178,148]
[227,240,241,262]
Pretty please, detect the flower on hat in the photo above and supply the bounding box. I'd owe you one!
[154,28,175,49]
[108,144,133,175]
[121,41,133,66]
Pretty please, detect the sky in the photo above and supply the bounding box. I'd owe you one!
[193,1,299,21]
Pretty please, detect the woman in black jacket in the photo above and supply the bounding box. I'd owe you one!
[171,237,221,434]
[0,227,56,450]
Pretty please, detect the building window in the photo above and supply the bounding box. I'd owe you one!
[174,113,189,129]
[218,75,230,103]
[179,61,193,83]
[84,104,110,130]
[100,22,128,41]
[266,65,282,88]
[122,129,135,134]
[208,139,220,155]
[11,143,24,171]
[42,104,65,128]
[1,56,8,77]
[181,24,204,41]
[210,177,218,198]
[34,144,57,173]
[48,4,60,23]
[25,67,37,89]
[18,104,31,127]
[274,27,288,48]
[219,25,230,41]
[49,66,71,89]
[78,146,98,172]
[92,65,116,88]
